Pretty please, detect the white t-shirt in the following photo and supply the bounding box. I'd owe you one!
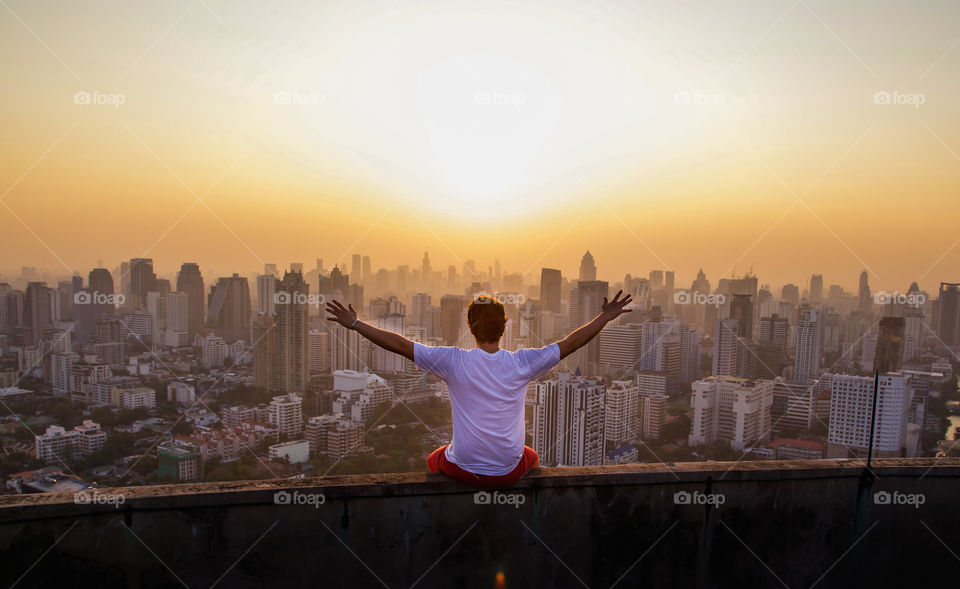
[414,342,561,476]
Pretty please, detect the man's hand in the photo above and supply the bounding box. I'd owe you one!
[325,300,358,329]
[601,290,633,322]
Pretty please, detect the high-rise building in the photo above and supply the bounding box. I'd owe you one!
[440,295,467,346]
[361,256,371,285]
[578,251,597,282]
[937,282,960,348]
[780,284,800,307]
[176,263,205,339]
[810,274,824,305]
[129,258,156,309]
[689,376,774,451]
[206,274,250,344]
[604,380,639,445]
[771,378,816,434]
[256,274,276,316]
[827,372,914,458]
[712,318,740,377]
[858,270,872,315]
[729,293,753,338]
[568,280,608,376]
[539,268,562,314]
[794,306,822,384]
[24,282,52,347]
[252,314,276,390]
[269,393,304,439]
[274,271,309,392]
[640,392,668,440]
[164,292,188,347]
[874,316,905,374]
[533,372,605,466]
[754,314,789,380]
[352,255,362,282]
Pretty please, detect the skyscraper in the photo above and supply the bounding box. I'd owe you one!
[874,316,905,374]
[129,258,156,309]
[533,372,605,466]
[858,270,872,315]
[24,282,52,346]
[176,263,205,339]
[827,373,914,458]
[440,295,467,346]
[539,268,562,313]
[206,274,250,344]
[937,282,960,348]
[794,306,822,383]
[712,318,740,377]
[275,271,309,392]
[252,314,276,391]
[810,274,824,305]
[579,251,597,282]
[568,280,608,376]
[256,274,276,316]
[729,293,753,338]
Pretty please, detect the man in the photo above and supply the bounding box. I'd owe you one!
[325,289,632,486]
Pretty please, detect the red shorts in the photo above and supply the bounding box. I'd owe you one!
[427,444,539,487]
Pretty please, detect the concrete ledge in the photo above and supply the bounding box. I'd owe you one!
[2,458,958,521]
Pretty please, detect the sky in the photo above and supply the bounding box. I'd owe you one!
[1,0,958,293]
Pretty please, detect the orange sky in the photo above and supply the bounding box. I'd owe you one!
[1,0,958,293]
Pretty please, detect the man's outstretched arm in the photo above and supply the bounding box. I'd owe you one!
[557,290,633,361]
[325,300,415,362]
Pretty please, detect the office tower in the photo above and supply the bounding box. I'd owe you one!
[822,310,841,353]
[146,292,167,344]
[827,373,913,458]
[440,295,467,346]
[754,314,789,379]
[361,256,371,285]
[874,316,905,374]
[319,266,349,296]
[257,274,276,316]
[164,292,188,347]
[374,314,406,372]
[269,393,304,438]
[579,251,597,282]
[533,372,605,466]
[568,280,608,376]
[540,268,562,313]
[640,392,668,440]
[604,380,639,445]
[599,324,642,380]
[421,252,431,283]
[664,271,675,293]
[410,293,431,327]
[74,268,115,342]
[307,329,329,374]
[252,314,276,390]
[176,263,205,339]
[937,282,960,348]
[858,270,872,315]
[729,293,753,338]
[712,318,740,377]
[206,274,251,344]
[129,258,156,309]
[352,255,362,281]
[648,270,664,290]
[275,271,309,393]
[810,274,824,305]
[794,306,822,384]
[24,282,52,347]
[688,376,774,451]
[264,263,279,277]
[771,379,816,434]
[780,284,800,307]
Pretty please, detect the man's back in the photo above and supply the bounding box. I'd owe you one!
[414,342,560,476]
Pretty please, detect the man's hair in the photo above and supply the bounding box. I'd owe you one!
[467,296,507,344]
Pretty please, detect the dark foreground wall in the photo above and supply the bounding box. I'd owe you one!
[0,458,958,588]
